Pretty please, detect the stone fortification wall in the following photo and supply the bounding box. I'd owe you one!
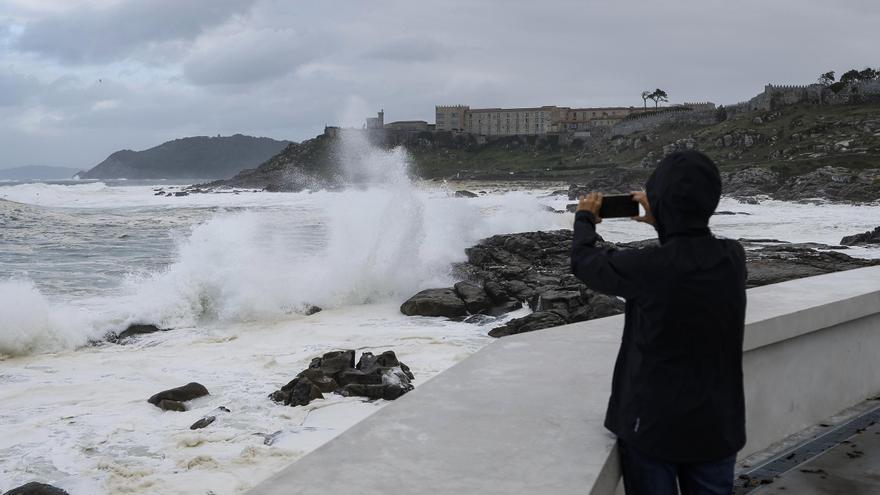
[744,81,880,112]
[610,107,717,136]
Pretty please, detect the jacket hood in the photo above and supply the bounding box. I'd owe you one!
[646,151,721,244]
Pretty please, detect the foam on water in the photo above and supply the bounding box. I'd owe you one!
[0,279,95,356]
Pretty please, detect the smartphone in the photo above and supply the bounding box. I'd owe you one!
[599,194,639,218]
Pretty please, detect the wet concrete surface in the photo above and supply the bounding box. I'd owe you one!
[752,421,880,494]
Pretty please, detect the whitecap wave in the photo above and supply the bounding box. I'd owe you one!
[0,279,97,357]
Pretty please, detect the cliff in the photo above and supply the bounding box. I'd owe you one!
[79,134,290,180]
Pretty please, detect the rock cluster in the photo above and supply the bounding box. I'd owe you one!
[720,166,880,202]
[840,226,880,246]
[400,229,879,338]
[148,382,210,412]
[399,230,625,337]
[270,350,414,407]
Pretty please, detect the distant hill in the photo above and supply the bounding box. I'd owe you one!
[79,134,291,180]
[0,165,82,180]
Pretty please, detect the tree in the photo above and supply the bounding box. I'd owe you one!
[648,89,668,108]
[858,67,878,81]
[715,105,728,122]
[839,69,861,85]
[818,71,835,86]
[641,91,651,109]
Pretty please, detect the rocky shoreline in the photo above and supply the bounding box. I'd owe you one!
[400,229,880,338]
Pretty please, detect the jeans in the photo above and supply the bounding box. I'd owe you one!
[618,440,736,495]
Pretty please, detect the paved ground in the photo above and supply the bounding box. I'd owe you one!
[752,421,880,494]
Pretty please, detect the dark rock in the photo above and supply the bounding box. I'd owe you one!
[313,350,355,375]
[533,289,583,312]
[112,323,167,343]
[483,281,511,304]
[2,482,70,495]
[400,288,467,317]
[488,310,568,338]
[295,368,339,393]
[454,190,478,198]
[303,305,322,315]
[174,191,189,197]
[453,281,492,313]
[148,382,209,409]
[190,416,216,430]
[270,350,414,407]
[841,226,880,246]
[714,211,751,215]
[565,203,579,213]
[484,300,523,317]
[744,245,878,288]
[463,314,499,325]
[292,380,324,406]
[156,399,187,412]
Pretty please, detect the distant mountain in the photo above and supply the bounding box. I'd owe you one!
[0,165,82,180]
[79,134,291,180]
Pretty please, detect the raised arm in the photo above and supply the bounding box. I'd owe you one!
[570,194,649,300]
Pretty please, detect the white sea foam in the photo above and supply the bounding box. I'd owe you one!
[0,279,96,356]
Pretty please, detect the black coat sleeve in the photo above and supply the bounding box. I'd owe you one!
[570,210,649,300]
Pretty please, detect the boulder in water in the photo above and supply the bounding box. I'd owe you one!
[2,483,69,495]
[453,281,492,313]
[454,190,478,198]
[148,382,209,411]
[400,288,467,317]
[111,323,167,343]
[190,416,216,430]
[156,399,187,412]
[488,310,569,338]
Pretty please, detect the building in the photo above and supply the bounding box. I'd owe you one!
[435,105,468,131]
[463,106,561,136]
[365,110,385,129]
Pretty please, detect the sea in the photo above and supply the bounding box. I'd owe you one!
[1,135,879,493]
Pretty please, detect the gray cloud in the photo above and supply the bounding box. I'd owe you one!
[183,27,316,86]
[0,71,38,106]
[2,0,880,169]
[14,0,257,64]
[365,37,448,62]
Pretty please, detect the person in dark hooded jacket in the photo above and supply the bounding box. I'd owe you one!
[571,151,747,494]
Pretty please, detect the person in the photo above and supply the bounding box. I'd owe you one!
[570,151,747,495]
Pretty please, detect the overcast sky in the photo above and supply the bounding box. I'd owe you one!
[1,0,878,169]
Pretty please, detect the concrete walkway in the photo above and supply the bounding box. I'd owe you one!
[752,420,880,494]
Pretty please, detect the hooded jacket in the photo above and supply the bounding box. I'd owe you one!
[571,151,747,462]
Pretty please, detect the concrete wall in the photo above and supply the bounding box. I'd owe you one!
[247,266,880,495]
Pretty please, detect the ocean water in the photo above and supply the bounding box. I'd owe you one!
[1,135,878,493]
